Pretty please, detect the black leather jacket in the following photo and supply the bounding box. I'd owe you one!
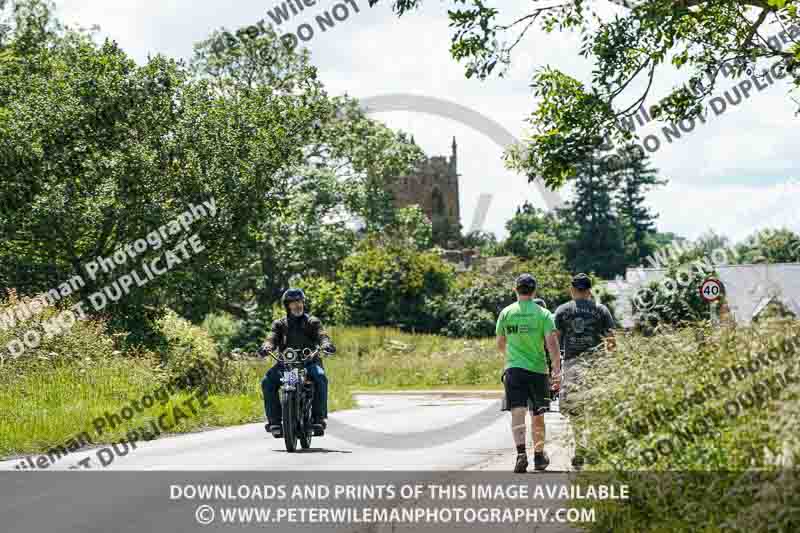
[259,313,335,364]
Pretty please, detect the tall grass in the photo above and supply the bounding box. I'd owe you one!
[324,325,503,388]
[568,319,800,532]
[1,318,503,458]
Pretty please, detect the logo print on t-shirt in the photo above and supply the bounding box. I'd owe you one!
[573,317,585,334]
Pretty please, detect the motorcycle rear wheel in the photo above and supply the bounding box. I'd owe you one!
[299,385,314,449]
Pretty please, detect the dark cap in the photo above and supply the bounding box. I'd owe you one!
[515,273,537,292]
[571,273,592,290]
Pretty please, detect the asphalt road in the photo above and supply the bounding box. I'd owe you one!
[1,393,582,533]
[1,392,574,471]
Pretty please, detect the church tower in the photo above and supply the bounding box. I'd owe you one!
[384,136,462,245]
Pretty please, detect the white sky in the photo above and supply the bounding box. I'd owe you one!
[54,0,800,242]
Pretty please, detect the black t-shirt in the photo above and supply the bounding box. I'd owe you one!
[553,299,615,360]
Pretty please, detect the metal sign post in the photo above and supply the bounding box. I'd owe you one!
[700,278,724,326]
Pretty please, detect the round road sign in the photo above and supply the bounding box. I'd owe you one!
[700,278,724,302]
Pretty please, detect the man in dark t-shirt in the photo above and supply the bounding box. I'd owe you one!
[553,273,616,469]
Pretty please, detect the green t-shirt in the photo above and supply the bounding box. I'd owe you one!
[495,299,555,374]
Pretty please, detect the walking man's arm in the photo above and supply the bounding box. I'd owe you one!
[545,331,561,387]
[496,334,507,355]
[601,306,616,352]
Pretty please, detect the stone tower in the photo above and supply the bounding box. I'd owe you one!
[386,136,461,236]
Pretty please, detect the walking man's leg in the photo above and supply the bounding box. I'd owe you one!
[532,414,545,453]
[530,372,551,471]
[510,407,528,473]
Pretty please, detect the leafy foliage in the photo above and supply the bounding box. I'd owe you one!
[736,228,800,263]
[156,310,243,393]
[373,0,800,187]
[293,274,346,325]
[0,2,333,343]
[562,152,628,278]
[337,236,455,332]
[438,255,581,338]
[570,320,800,532]
[631,265,717,330]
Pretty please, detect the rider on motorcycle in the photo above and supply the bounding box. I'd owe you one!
[258,288,336,437]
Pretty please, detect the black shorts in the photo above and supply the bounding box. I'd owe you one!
[501,367,550,415]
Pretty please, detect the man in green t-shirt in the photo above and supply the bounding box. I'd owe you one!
[496,274,562,473]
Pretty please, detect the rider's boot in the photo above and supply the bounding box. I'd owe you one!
[267,421,283,438]
[312,417,326,436]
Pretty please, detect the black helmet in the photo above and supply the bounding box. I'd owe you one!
[281,288,305,309]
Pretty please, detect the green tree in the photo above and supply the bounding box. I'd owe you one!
[631,265,716,330]
[187,23,424,317]
[337,236,454,331]
[460,230,500,256]
[292,275,346,325]
[440,256,580,337]
[561,153,627,278]
[0,1,331,342]
[373,0,800,187]
[612,149,668,266]
[736,228,800,263]
[501,202,574,259]
[386,205,434,250]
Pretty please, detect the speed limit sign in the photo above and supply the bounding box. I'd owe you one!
[700,278,724,302]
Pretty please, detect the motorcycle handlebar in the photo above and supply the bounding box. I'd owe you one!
[266,346,324,364]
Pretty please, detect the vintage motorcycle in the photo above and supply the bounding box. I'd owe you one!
[267,346,326,452]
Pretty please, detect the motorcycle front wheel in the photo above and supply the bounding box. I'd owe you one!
[299,384,314,449]
[282,390,298,453]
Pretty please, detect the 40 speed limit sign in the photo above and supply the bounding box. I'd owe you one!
[700,278,724,302]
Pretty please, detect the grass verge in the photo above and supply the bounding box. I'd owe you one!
[1,325,503,459]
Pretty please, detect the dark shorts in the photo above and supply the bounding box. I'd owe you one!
[501,367,550,415]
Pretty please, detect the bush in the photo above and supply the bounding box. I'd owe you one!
[440,275,515,338]
[338,238,454,331]
[571,320,800,532]
[228,305,273,355]
[201,312,242,354]
[438,255,583,337]
[630,265,715,330]
[293,275,345,325]
[0,289,121,373]
[156,310,244,393]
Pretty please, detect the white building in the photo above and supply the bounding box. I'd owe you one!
[606,263,800,328]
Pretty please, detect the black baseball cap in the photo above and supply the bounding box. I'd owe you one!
[571,273,592,290]
[515,273,537,291]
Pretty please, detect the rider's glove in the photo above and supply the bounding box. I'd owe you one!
[321,343,336,355]
[257,344,271,358]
